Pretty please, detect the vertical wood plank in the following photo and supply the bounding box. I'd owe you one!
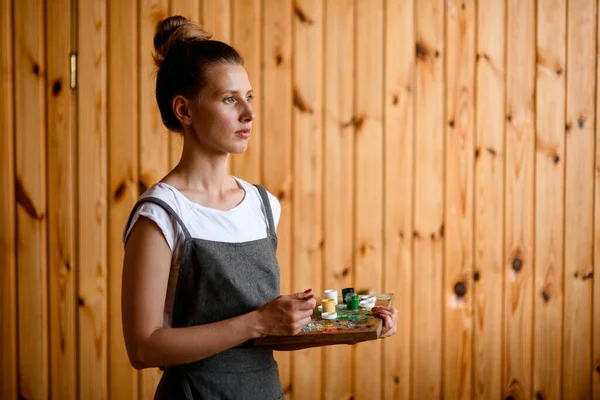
[200,0,231,42]
[323,0,354,398]
[0,0,17,396]
[168,0,201,170]
[443,1,475,399]
[504,0,535,398]
[47,0,77,397]
[474,0,505,398]
[138,0,169,397]
[139,0,169,192]
[354,0,384,398]
[262,0,293,395]
[108,0,139,398]
[292,1,323,398]
[534,1,566,398]
[231,0,261,183]
[564,0,596,397]
[413,0,444,397]
[78,0,108,398]
[14,0,48,398]
[383,0,414,399]
[595,5,600,395]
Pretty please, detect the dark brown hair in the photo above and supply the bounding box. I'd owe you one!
[153,16,244,132]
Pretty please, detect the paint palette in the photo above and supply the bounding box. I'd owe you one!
[253,293,394,349]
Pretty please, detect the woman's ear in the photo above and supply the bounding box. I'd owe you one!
[172,95,192,126]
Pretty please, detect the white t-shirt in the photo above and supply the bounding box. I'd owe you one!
[122,177,281,327]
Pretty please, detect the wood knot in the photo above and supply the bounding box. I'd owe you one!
[413,230,420,238]
[595,363,600,374]
[52,79,62,96]
[475,148,481,159]
[541,290,550,303]
[277,191,285,200]
[294,5,313,24]
[448,120,455,128]
[487,147,497,156]
[77,297,85,307]
[582,271,593,280]
[535,392,544,400]
[392,95,399,105]
[473,271,480,282]
[293,88,314,114]
[512,258,523,272]
[434,50,440,58]
[33,63,40,76]
[283,384,292,393]
[394,376,400,384]
[565,122,572,132]
[556,67,563,75]
[415,43,427,61]
[113,181,127,201]
[65,262,71,271]
[553,154,560,164]
[506,114,512,122]
[577,117,585,128]
[341,267,350,277]
[454,282,467,297]
[275,54,283,65]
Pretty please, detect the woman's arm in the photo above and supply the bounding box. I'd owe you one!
[121,217,315,369]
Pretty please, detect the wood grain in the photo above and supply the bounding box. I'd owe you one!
[595,4,600,396]
[474,0,505,398]
[262,0,293,394]
[77,0,108,398]
[231,0,262,183]
[200,0,231,42]
[354,1,384,399]
[15,0,48,398]
[47,0,76,397]
[444,1,475,399]
[413,0,444,398]
[108,0,138,397]
[323,0,354,398]
[504,0,535,398]
[564,0,596,397]
[0,0,17,396]
[383,1,414,399]
[292,1,323,398]
[534,1,566,398]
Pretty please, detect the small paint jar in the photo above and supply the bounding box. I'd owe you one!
[323,289,338,305]
[341,287,355,304]
[322,298,336,313]
[345,293,359,310]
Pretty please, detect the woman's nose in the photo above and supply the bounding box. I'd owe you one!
[240,101,255,122]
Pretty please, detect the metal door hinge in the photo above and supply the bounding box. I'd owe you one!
[69,52,77,90]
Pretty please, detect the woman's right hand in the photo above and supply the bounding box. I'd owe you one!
[254,289,317,336]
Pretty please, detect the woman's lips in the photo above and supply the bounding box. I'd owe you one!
[235,129,251,139]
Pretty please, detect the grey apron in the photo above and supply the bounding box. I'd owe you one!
[125,185,284,400]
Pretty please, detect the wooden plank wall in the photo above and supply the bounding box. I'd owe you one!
[1,1,599,399]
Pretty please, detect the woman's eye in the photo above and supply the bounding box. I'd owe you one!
[224,97,235,104]
[246,95,253,102]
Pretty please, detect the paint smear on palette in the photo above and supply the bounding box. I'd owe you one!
[301,308,373,333]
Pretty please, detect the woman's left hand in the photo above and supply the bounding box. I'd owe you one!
[372,306,398,338]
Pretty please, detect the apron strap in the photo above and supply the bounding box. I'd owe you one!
[125,196,192,241]
[253,184,276,238]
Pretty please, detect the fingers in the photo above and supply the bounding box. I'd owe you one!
[373,307,398,338]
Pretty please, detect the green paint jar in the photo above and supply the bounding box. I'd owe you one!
[345,293,359,310]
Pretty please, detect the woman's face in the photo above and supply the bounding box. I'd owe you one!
[187,63,255,155]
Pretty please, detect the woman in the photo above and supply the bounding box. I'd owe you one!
[121,15,397,399]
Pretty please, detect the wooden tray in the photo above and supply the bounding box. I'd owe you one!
[253,293,394,349]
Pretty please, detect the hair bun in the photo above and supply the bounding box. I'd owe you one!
[153,15,212,68]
